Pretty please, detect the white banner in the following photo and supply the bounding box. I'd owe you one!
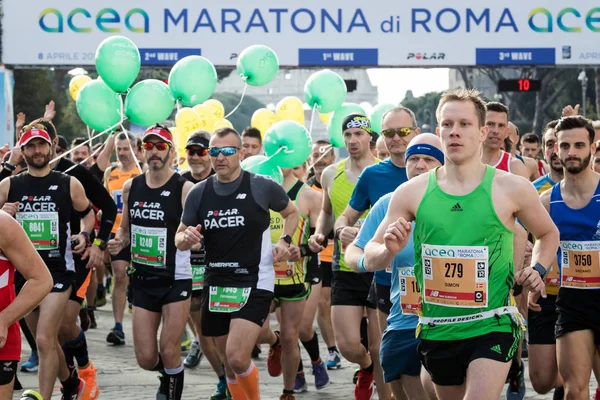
[2,1,599,66]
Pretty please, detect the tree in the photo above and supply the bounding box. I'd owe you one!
[401,91,443,131]
[212,92,266,133]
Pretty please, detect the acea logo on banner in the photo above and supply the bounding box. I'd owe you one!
[38,8,149,33]
[528,7,600,32]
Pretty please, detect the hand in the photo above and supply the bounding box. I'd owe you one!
[523,241,533,269]
[182,225,203,247]
[0,317,8,348]
[82,244,104,269]
[1,202,18,217]
[44,100,56,120]
[71,234,87,254]
[15,112,25,135]
[7,147,22,167]
[562,104,580,117]
[289,245,301,262]
[516,266,546,299]
[528,290,542,312]
[0,144,9,159]
[272,243,291,263]
[339,227,359,247]
[107,238,123,256]
[383,217,412,255]
[308,233,325,253]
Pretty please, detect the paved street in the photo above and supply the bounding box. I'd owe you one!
[14,299,597,399]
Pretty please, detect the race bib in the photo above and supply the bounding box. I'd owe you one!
[399,267,420,315]
[208,286,251,313]
[192,265,205,291]
[131,225,167,268]
[422,244,488,308]
[545,259,561,289]
[112,190,123,214]
[560,241,600,289]
[274,261,296,279]
[17,212,59,250]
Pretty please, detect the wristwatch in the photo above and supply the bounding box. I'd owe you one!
[532,262,547,280]
[279,235,292,245]
[93,238,107,251]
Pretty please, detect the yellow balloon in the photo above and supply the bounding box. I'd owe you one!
[275,96,305,125]
[319,112,331,124]
[203,99,225,120]
[192,105,217,132]
[175,108,201,139]
[213,118,233,131]
[69,75,92,101]
[251,108,277,137]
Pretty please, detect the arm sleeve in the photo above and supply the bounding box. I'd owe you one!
[69,164,117,241]
[353,195,389,249]
[251,175,290,213]
[181,182,205,227]
[348,169,371,212]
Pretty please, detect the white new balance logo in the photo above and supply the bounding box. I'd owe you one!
[160,191,170,197]
[48,185,58,190]
[180,291,188,297]
[236,193,247,199]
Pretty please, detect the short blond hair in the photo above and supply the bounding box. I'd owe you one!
[436,89,487,127]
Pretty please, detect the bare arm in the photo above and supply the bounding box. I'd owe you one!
[95,133,116,173]
[345,243,364,272]
[525,157,540,181]
[181,181,194,209]
[0,178,11,210]
[364,180,422,270]
[299,186,322,229]
[0,212,52,336]
[278,199,299,242]
[513,178,559,272]
[114,179,132,247]
[513,223,528,272]
[70,177,95,234]
[314,165,335,237]
[510,158,531,180]
[103,167,112,190]
[334,205,362,232]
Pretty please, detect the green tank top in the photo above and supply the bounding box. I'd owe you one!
[270,180,310,285]
[414,166,518,341]
[330,158,378,272]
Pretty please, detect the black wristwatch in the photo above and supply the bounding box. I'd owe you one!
[279,235,292,245]
[93,238,107,251]
[532,262,547,280]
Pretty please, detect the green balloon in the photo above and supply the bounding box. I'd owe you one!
[76,80,122,132]
[124,80,175,127]
[304,70,347,113]
[263,120,312,169]
[236,45,279,87]
[169,56,218,106]
[370,103,396,134]
[327,103,366,148]
[241,155,283,185]
[95,36,141,93]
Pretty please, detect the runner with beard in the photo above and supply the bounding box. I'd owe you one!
[103,132,142,346]
[305,141,340,369]
[108,125,193,400]
[0,125,95,400]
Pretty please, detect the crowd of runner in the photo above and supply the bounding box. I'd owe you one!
[0,90,597,400]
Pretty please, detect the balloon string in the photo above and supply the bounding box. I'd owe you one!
[258,146,287,166]
[308,103,317,138]
[307,145,333,171]
[63,143,103,174]
[224,82,248,119]
[86,126,93,147]
[50,120,123,164]
[176,99,182,111]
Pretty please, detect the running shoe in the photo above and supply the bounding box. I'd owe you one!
[60,377,86,400]
[95,286,106,307]
[184,340,203,368]
[293,371,307,393]
[106,328,125,345]
[354,369,374,400]
[20,350,39,373]
[506,360,526,400]
[267,331,283,377]
[78,362,100,400]
[209,379,229,400]
[21,390,43,400]
[326,350,342,370]
[312,360,330,390]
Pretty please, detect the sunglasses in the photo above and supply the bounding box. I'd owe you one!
[142,142,170,151]
[381,127,416,138]
[209,146,239,157]
[186,148,208,157]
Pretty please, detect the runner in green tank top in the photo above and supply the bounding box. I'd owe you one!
[364,89,559,399]
[261,167,327,398]
[309,114,389,400]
